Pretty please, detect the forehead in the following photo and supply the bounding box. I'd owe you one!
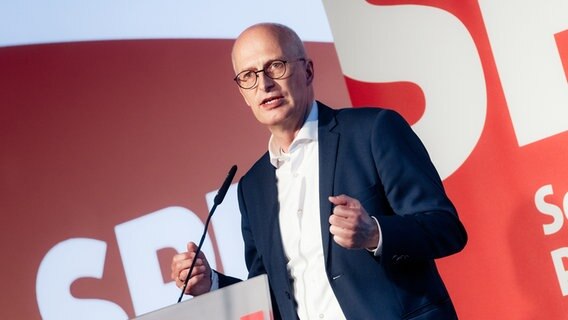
[232,27,293,71]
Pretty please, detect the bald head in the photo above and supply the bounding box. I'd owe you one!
[231,23,307,71]
[229,23,315,139]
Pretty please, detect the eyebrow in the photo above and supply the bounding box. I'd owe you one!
[240,58,287,72]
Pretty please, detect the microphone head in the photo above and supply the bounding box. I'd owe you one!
[213,165,237,205]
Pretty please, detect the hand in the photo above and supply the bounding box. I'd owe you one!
[328,194,380,249]
[170,242,212,296]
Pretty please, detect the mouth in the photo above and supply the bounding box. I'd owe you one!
[260,96,284,107]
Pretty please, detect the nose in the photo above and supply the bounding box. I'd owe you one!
[256,72,275,91]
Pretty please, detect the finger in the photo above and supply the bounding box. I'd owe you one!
[331,233,354,249]
[329,194,360,206]
[187,241,198,252]
[171,252,205,280]
[177,271,205,291]
[329,213,354,228]
[179,264,207,282]
[172,254,191,273]
[186,242,209,265]
[194,249,208,263]
[176,272,189,287]
[328,194,350,206]
[172,251,189,265]
[331,203,353,220]
[184,273,207,294]
[330,224,363,249]
[174,253,197,268]
[330,223,355,236]
[171,255,190,280]
[330,194,361,211]
[171,253,183,278]
[178,257,206,276]
[329,224,343,236]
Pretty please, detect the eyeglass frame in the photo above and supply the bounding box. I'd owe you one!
[233,58,306,89]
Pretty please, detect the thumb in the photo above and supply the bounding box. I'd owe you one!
[329,194,357,206]
[186,241,198,252]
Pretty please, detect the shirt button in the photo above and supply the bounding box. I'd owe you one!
[319,314,324,319]
[297,209,303,215]
[293,172,299,178]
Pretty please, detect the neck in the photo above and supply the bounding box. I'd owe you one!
[270,101,314,152]
[271,130,296,153]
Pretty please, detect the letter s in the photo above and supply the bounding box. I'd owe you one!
[323,1,486,179]
[535,184,564,235]
[36,238,127,320]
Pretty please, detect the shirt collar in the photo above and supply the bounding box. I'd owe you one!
[269,101,318,168]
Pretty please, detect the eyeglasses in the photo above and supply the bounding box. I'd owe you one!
[233,59,305,89]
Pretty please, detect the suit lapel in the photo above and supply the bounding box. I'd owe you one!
[317,102,339,266]
[256,155,289,272]
[267,169,287,268]
[258,102,340,273]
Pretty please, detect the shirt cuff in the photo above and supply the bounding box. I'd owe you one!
[366,216,383,256]
[210,269,220,291]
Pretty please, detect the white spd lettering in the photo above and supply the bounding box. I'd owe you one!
[36,185,246,319]
[551,248,568,296]
[322,0,486,180]
[115,206,217,315]
[479,0,568,146]
[534,184,568,235]
[323,0,568,177]
[535,184,568,296]
[36,238,128,320]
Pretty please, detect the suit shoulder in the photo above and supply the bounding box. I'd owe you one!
[331,107,408,131]
[334,106,403,122]
[240,152,272,184]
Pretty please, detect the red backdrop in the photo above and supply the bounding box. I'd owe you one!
[1,0,568,319]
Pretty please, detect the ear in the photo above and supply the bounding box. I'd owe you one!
[305,59,314,85]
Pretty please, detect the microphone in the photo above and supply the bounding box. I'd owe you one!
[214,165,238,205]
[177,165,237,303]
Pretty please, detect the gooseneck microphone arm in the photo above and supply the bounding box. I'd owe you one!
[177,165,237,303]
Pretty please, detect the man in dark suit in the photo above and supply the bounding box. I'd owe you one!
[172,22,467,319]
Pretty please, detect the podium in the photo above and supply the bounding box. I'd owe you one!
[133,275,273,320]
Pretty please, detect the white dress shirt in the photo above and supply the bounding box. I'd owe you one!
[210,101,382,318]
[269,102,345,320]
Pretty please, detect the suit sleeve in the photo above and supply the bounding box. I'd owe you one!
[216,271,241,288]
[237,178,268,278]
[212,179,266,288]
[371,109,467,262]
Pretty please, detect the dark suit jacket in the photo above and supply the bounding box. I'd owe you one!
[220,102,467,319]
